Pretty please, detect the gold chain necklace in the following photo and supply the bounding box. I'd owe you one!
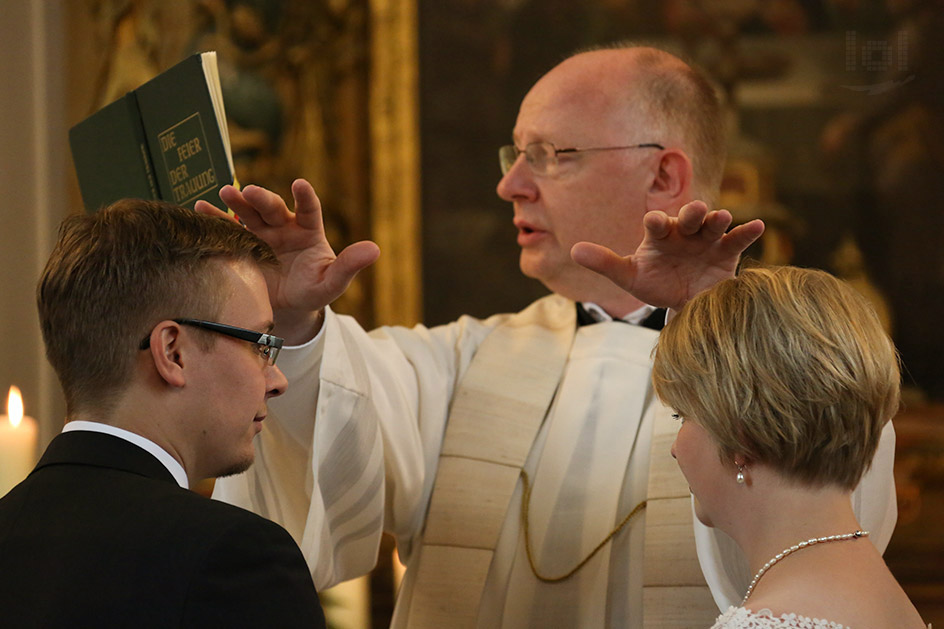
[741,530,869,604]
[520,469,646,583]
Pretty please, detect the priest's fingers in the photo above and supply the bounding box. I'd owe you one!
[701,209,733,240]
[216,184,271,231]
[674,200,712,237]
[571,241,636,290]
[720,219,765,256]
[642,210,672,240]
[194,199,237,222]
[239,184,296,229]
[326,241,382,295]
[287,179,325,232]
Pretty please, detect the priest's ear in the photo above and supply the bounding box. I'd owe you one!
[646,149,693,214]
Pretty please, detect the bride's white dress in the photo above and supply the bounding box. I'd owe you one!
[711,606,932,628]
[711,606,847,628]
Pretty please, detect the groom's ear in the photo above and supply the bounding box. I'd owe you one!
[145,321,187,388]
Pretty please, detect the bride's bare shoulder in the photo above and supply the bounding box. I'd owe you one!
[745,555,926,629]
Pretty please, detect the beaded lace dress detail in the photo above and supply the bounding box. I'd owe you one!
[710,606,849,629]
[713,607,933,629]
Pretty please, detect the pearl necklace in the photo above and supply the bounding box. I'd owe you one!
[741,530,869,604]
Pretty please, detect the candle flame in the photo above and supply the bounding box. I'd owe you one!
[7,386,23,428]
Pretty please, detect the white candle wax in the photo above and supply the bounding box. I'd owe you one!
[0,386,38,496]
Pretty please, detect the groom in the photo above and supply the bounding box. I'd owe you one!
[0,199,326,627]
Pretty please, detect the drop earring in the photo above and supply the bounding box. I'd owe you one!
[736,463,746,485]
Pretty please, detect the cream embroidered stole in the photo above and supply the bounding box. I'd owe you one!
[408,295,714,627]
[643,404,718,627]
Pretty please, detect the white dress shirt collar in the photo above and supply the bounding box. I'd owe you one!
[580,301,659,325]
[62,420,189,489]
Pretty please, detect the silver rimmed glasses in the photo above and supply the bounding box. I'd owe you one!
[499,141,664,176]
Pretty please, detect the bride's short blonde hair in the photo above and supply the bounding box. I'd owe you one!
[652,265,900,490]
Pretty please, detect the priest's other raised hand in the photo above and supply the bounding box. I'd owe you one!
[571,200,764,312]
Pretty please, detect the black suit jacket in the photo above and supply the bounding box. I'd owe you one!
[0,430,326,628]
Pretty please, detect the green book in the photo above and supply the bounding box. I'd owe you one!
[69,51,235,213]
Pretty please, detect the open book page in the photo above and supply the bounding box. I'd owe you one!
[200,51,235,182]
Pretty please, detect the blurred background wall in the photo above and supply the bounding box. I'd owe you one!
[1,0,941,626]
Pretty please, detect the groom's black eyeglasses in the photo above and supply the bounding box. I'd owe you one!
[138,319,283,366]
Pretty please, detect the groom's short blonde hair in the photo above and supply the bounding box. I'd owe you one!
[38,199,278,417]
[652,265,900,490]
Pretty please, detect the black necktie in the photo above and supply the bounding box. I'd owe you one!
[575,303,666,331]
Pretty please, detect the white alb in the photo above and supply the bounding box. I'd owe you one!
[213,294,901,628]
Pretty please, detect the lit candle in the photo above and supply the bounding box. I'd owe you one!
[0,386,38,496]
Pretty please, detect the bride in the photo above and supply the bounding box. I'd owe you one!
[651,266,928,629]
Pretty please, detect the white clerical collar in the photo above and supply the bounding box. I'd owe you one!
[62,420,189,489]
[580,301,659,326]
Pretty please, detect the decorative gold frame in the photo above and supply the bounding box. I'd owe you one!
[369,0,422,327]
